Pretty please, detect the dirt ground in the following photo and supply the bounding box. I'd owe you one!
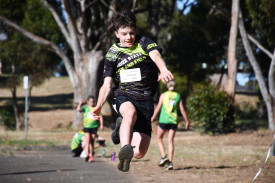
[1,77,275,183]
[21,109,275,183]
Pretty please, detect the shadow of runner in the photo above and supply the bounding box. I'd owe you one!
[0,169,77,176]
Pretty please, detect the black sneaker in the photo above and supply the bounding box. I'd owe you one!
[158,155,168,166]
[85,156,89,162]
[118,144,134,172]
[111,117,122,145]
[165,161,173,170]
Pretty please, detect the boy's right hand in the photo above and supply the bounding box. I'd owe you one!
[158,68,174,84]
[91,106,102,120]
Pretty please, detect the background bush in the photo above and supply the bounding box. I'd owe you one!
[186,84,237,135]
[0,107,16,130]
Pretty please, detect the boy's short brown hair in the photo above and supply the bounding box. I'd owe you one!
[111,10,136,31]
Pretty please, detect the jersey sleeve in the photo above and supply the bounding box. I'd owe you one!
[139,36,163,54]
[81,106,87,112]
[103,48,116,78]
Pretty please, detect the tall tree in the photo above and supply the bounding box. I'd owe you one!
[1,0,178,127]
[238,2,275,130]
[164,0,231,94]
[225,0,239,100]
[0,0,62,130]
[0,0,122,127]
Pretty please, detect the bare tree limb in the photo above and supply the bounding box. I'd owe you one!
[85,0,98,10]
[247,35,273,59]
[239,10,274,130]
[93,24,113,50]
[100,0,116,13]
[201,0,274,60]
[0,15,75,82]
[62,0,82,53]
[132,0,137,10]
[268,49,275,98]
[41,0,71,44]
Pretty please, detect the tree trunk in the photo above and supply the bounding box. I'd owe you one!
[268,49,275,130]
[226,0,239,101]
[71,50,103,128]
[11,87,23,130]
[238,11,275,131]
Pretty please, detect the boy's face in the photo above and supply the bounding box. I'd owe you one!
[115,26,136,48]
[87,98,95,107]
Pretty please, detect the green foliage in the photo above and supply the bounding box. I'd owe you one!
[245,0,275,46]
[163,1,230,85]
[186,84,236,135]
[0,0,63,88]
[0,107,16,130]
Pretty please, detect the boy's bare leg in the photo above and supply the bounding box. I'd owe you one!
[116,101,151,171]
[119,102,137,147]
[131,132,150,159]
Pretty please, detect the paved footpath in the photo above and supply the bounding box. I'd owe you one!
[0,147,135,183]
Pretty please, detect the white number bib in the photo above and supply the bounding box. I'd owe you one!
[87,113,94,119]
[120,68,141,83]
[168,100,176,106]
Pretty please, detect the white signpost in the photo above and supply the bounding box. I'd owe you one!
[23,76,29,140]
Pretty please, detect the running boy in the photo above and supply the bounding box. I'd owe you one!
[77,96,104,162]
[92,10,174,172]
[151,79,190,170]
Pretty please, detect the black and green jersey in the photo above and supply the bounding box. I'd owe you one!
[103,35,162,100]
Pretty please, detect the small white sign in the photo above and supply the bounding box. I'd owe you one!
[23,76,28,89]
[120,68,141,83]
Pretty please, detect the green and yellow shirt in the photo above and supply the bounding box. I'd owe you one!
[81,105,100,128]
[159,91,181,124]
[70,130,85,150]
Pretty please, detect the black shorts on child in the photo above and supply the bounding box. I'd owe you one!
[83,127,98,134]
[113,95,153,137]
[159,123,178,130]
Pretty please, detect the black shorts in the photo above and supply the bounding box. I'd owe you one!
[71,144,83,157]
[159,123,178,130]
[113,95,153,137]
[83,127,98,134]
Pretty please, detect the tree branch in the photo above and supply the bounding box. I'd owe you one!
[62,0,82,53]
[238,11,270,106]
[41,0,71,45]
[202,0,273,61]
[85,0,98,10]
[268,49,275,99]
[100,0,116,13]
[0,15,75,83]
[247,35,273,59]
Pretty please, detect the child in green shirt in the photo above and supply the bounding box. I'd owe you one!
[77,96,104,162]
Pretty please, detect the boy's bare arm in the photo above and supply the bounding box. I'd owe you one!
[92,77,113,119]
[149,50,174,84]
